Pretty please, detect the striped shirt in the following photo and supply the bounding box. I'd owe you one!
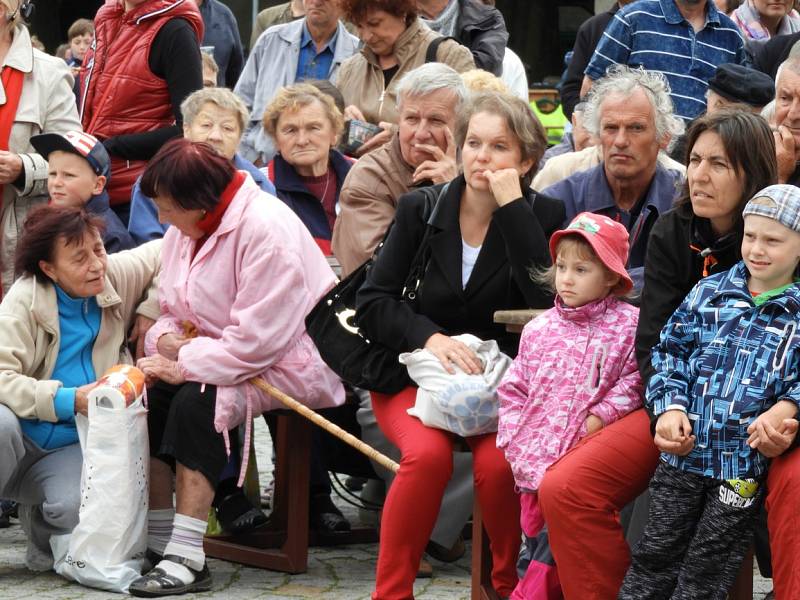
[585,0,747,121]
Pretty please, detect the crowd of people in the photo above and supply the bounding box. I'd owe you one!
[2,0,800,599]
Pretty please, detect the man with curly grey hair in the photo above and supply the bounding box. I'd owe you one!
[541,66,686,289]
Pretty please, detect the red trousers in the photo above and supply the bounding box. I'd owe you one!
[538,408,800,600]
[371,387,521,600]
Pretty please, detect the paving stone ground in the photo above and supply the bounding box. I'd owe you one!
[0,419,774,599]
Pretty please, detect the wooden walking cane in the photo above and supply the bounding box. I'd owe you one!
[250,377,400,475]
[178,323,397,473]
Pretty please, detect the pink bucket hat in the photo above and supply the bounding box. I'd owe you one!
[549,212,633,294]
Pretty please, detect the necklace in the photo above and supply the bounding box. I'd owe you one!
[320,168,332,202]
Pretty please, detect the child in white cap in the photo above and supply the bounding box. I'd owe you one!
[620,184,800,599]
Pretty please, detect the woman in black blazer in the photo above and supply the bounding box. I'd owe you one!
[356,92,565,599]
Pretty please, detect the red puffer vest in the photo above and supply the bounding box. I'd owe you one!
[80,0,203,206]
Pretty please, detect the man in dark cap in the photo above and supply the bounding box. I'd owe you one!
[706,63,775,113]
[669,62,774,162]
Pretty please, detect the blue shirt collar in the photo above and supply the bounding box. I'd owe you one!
[582,163,679,213]
[660,0,720,27]
[301,21,339,52]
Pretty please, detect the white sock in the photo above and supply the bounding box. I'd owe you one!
[156,558,195,585]
[162,513,207,572]
[147,508,175,556]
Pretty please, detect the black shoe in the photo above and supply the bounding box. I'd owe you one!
[309,494,351,533]
[0,513,9,529]
[129,555,212,597]
[0,500,16,522]
[215,490,268,535]
[425,535,466,563]
[141,549,163,574]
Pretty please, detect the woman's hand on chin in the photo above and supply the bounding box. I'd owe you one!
[137,354,186,386]
[424,333,483,375]
[485,168,523,207]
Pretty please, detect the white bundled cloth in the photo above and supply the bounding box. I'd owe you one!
[51,387,149,593]
[401,334,511,436]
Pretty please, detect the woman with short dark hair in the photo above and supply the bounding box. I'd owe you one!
[129,139,344,597]
[355,92,563,599]
[335,0,474,155]
[0,204,160,574]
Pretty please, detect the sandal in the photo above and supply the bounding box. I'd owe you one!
[129,555,212,597]
[215,490,268,535]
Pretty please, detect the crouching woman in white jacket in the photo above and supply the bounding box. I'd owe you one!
[0,205,160,572]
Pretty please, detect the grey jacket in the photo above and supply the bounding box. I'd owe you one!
[234,18,359,164]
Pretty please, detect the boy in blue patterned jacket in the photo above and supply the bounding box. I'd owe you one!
[620,185,800,600]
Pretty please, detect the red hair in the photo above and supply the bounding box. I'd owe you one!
[140,138,236,212]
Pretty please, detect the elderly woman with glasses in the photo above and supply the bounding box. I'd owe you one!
[127,87,276,245]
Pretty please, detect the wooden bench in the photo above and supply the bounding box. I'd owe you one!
[203,410,378,573]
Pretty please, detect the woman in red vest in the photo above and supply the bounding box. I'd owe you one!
[80,0,204,225]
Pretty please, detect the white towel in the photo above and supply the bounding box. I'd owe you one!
[400,334,511,437]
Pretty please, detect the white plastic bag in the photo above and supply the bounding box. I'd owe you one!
[51,392,149,593]
[403,334,511,437]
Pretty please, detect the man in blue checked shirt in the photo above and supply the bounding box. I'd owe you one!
[583,0,747,122]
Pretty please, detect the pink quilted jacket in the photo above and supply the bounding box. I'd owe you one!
[496,295,642,491]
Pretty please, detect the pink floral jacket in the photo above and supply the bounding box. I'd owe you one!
[496,295,642,491]
[145,174,345,444]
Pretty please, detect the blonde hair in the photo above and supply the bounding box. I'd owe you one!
[0,0,18,14]
[262,83,345,140]
[181,87,249,134]
[460,69,509,94]
[455,92,547,187]
[533,236,628,297]
[201,52,219,77]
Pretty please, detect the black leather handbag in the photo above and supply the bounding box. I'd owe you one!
[305,185,446,394]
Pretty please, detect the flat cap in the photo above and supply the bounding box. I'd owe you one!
[743,184,800,233]
[708,63,775,108]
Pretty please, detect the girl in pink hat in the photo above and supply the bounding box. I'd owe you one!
[496,211,643,599]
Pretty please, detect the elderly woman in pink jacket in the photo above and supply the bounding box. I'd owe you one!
[130,139,344,598]
[496,212,643,600]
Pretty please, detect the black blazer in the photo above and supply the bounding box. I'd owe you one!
[355,175,565,358]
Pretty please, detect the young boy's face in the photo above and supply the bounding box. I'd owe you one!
[70,33,93,62]
[742,214,800,293]
[47,151,105,209]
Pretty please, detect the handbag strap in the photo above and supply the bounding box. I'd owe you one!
[401,182,449,303]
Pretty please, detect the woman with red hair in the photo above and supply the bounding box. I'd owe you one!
[130,139,344,597]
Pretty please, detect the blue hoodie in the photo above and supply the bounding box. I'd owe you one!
[86,189,135,254]
[19,286,100,449]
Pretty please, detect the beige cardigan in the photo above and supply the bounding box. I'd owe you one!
[335,18,474,125]
[0,241,161,423]
[0,24,82,293]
